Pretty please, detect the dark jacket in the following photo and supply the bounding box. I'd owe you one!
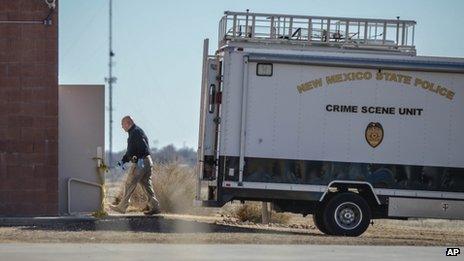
[121,124,150,163]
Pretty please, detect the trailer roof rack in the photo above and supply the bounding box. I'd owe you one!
[219,11,417,55]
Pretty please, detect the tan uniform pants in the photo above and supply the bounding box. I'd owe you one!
[118,155,160,210]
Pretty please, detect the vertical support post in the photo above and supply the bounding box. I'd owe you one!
[382,22,387,44]
[245,12,249,37]
[224,16,227,39]
[345,20,349,41]
[326,19,331,43]
[261,202,270,224]
[233,15,237,37]
[288,17,293,37]
[108,0,114,166]
[196,38,210,201]
[218,19,222,46]
[396,20,400,46]
[251,15,256,37]
[238,56,249,185]
[282,17,286,36]
[405,24,408,45]
[270,16,275,38]
[364,21,368,44]
[368,23,372,40]
[307,18,312,44]
[320,19,324,41]
[412,25,415,46]
[401,22,406,46]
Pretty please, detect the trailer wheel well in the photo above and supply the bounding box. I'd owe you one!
[320,182,381,209]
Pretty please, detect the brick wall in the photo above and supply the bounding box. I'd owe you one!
[0,0,58,216]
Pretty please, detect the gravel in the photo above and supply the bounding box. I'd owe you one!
[1,214,463,245]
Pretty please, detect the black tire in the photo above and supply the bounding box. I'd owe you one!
[322,192,371,237]
[312,206,333,235]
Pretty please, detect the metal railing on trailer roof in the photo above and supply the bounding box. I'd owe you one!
[219,11,417,54]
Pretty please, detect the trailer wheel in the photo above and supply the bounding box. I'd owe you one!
[312,207,332,235]
[323,192,371,237]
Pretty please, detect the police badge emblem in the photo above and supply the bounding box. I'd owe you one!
[365,122,384,148]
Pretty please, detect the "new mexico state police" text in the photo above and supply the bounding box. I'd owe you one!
[297,71,455,101]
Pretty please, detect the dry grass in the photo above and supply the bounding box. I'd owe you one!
[110,163,199,214]
[152,163,197,214]
[225,202,292,225]
[109,163,292,222]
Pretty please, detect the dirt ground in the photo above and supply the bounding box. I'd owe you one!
[1,212,463,246]
[4,174,458,246]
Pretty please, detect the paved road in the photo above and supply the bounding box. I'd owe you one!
[0,244,459,261]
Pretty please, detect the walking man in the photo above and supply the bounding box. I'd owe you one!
[110,116,161,215]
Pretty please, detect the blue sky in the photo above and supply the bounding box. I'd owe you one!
[59,0,464,152]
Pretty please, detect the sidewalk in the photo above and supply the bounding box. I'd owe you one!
[0,215,96,227]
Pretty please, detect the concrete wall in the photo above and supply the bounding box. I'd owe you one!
[58,85,105,215]
[0,1,59,216]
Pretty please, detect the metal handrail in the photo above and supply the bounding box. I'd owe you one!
[219,11,416,54]
[224,11,416,23]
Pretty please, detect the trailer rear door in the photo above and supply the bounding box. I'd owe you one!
[197,39,222,184]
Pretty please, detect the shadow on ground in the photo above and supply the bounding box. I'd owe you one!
[15,215,317,236]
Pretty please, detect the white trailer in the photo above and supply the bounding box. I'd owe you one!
[196,11,464,236]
